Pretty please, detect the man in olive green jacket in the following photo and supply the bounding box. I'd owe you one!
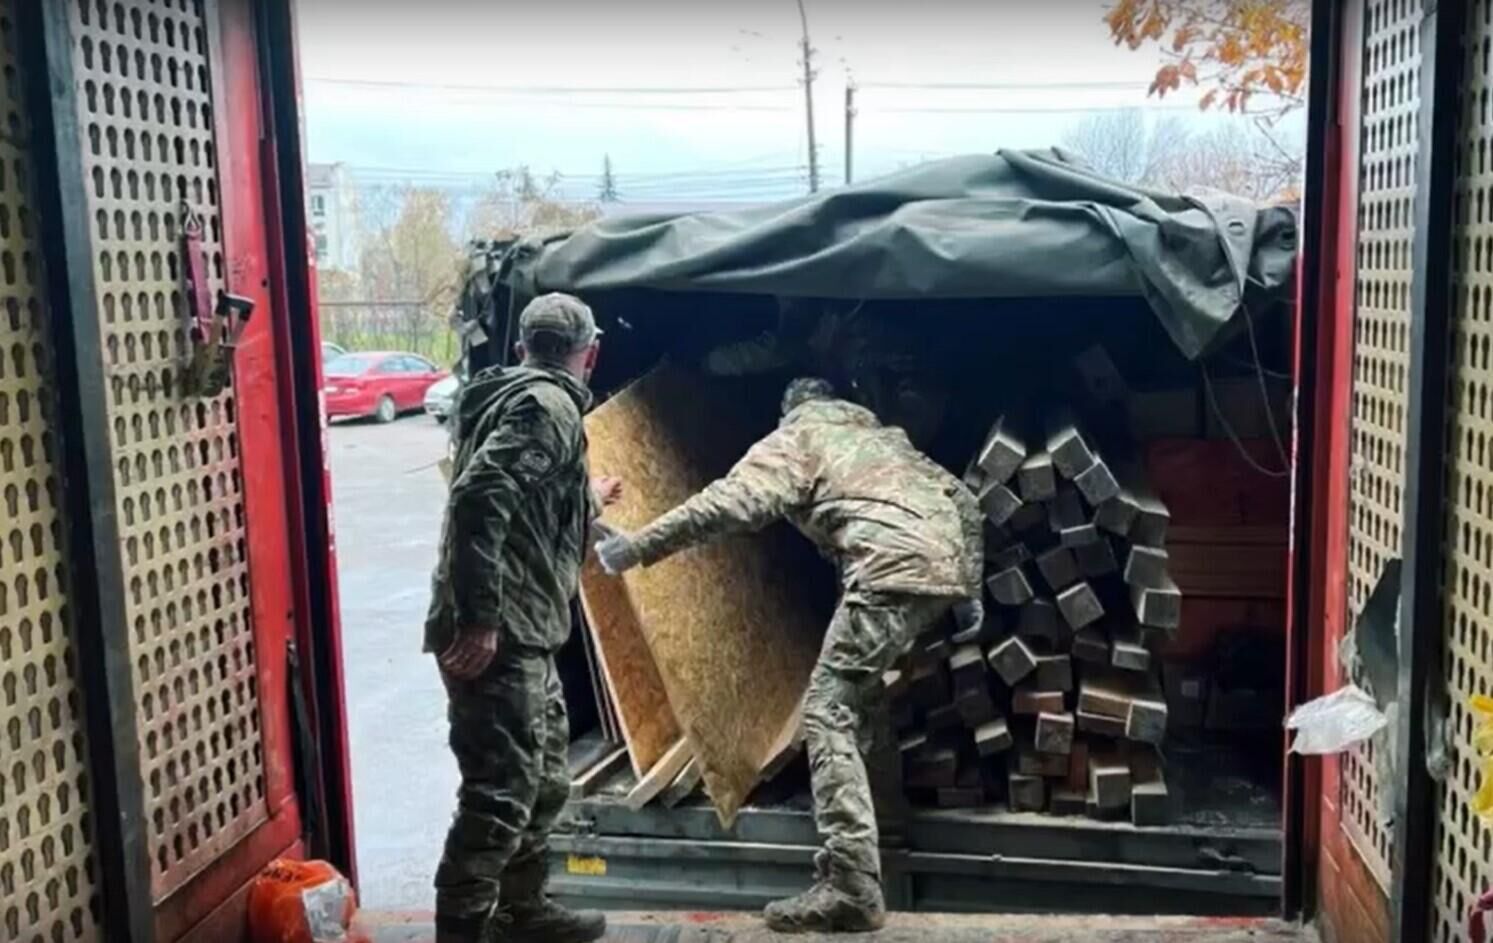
[426,293,619,943]
[597,377,983,934]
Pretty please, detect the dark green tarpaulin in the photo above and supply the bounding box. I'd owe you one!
[506,149,1298,360]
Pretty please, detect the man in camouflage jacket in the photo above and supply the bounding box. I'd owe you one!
[596,377,983,934]
[426,293,618,943]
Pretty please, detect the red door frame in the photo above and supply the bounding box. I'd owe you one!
[250,0,359,883]
[155,1,313,937]
[165,1,357,936]
[1291,0,1394,939]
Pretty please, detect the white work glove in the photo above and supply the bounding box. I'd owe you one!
[595,532,641,575]
[952,597,984,634]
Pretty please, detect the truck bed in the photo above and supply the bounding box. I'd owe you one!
[550,739,1283,916]
[354,912,1314,942]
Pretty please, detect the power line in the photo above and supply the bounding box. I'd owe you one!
[867,103,1203,115]
[857,79,1152,91]
[342,163,811,184]
[305,76,798,95]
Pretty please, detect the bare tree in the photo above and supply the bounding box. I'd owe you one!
[464,166,601,242]
[1062,110,1303,201]
[1153,121,1304,201]
[1059,109,1185,186]
[325,186,464,360]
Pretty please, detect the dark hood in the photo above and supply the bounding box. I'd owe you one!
[455,363,593,439]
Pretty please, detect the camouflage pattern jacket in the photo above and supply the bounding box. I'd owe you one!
[631,397,983,598]
[424,364,593,655]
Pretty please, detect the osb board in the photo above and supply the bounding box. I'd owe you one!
[578,558,681,777]
[583,365,831,825]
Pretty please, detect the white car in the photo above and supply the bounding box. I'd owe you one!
[423,373,460,422]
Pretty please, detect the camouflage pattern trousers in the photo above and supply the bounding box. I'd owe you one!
[804,589,954,880]
[436,650,568,932]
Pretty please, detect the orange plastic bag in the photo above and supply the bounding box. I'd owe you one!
[247,859,357,943]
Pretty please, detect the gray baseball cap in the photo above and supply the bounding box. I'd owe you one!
[519,292,601,357]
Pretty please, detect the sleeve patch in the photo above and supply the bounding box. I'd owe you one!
[516,447,554,478]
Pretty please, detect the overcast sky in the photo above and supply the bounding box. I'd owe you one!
[295,0,1226,201]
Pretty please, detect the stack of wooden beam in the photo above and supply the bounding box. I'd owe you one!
[891,411,1179,826]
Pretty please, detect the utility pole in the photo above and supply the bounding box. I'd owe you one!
[844,81,856,185]
[795,0,819,192]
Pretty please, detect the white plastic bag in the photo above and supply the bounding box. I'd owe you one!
[301,878,355,943]
[1286,684,1389,754]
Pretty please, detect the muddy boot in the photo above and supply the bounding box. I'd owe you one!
[763,864,886,934]
[493,900,605,943]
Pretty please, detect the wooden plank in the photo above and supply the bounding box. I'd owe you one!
[577,566,681,778]
[976,418,1027,484]
[1110,625,1152,672]
[1056,581,1105,630]
[1074,538,1119,578]
[1036,546,1080,592]
[979,481,1022,526]
[583,366,828,826]
[1071,628,1110,666]
[1046,418,1095,480]
[660,757,705,808]
[1016,598,1063,642]
[1074,458,1121,506]
[624,739,693,811]
[1017,451,1058,502]
[1035,711,1076,755]
[1123,545,1171,590]
[1131,575,1183,631]
[987,565,1034,606]
[1012,686,1065,716]
[974,718,1013,756]
[987,636,1038,686]
[1008,772,1047,812]
[568,746,629,801]
[1089,750,1133,810]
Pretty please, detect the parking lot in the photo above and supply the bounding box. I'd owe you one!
[329,412,455,908]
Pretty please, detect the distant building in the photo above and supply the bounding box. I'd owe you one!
[305,162,360,271]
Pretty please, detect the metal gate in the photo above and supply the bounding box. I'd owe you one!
[1326,0,1493,939]
[0,1,344,939]
[1430,0,1493,938]
[1341,0,1420,894]
[0,3,104,939]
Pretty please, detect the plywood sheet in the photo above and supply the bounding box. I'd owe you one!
[582,365,831,825]
[577,558,680,777]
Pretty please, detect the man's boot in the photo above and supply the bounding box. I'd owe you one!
[495,859,606,943]
[763,859,886,934]
[495,899,605,943]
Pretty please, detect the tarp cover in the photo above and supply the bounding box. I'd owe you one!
[511,149,1298,359]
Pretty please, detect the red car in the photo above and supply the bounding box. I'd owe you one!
[323,351,450,423]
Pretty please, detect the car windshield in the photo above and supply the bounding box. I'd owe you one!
[324,354,379,377]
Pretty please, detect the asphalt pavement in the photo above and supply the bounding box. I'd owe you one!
[330,412,455,909]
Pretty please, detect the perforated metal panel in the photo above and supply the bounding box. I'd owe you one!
[68,0,267,899]
[1431,2,1493,938]
[0,3,104,940]
[1342,0,1421,891]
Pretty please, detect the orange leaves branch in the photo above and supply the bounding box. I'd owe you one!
[1104,0,1308,118]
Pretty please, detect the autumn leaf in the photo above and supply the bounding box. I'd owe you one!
[1102,0,1308,118]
